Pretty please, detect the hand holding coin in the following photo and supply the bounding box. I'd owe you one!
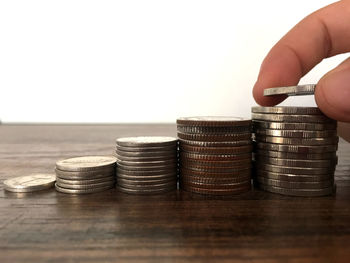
[252,1,350,140]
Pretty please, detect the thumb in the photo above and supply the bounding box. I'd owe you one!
[316,58,350,122]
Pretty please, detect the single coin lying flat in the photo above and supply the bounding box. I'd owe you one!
[263,84,315,97]
[4,174,56,193]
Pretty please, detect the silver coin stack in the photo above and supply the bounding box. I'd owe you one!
[55,156,116,194]
[115,136,178,194]
[252,106,338,197]
[177,117,253,195]
[4,174,56,193]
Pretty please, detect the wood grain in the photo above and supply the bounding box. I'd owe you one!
[1,124,350,263]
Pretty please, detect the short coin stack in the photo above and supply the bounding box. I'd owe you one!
[4,174,56,193]
[116,136,178,194]
[177,117,253,195]
[55,156,116,194]
[252,106,338,196]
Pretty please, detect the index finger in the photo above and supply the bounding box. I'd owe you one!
[253,0,350,106]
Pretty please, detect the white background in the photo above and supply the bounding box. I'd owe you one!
[0,0,347,123]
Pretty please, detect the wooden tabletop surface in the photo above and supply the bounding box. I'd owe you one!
[1,124,350,263]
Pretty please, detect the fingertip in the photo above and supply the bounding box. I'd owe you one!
[253,80,288,106]
[252,44,301,107]
[316,68,350,122]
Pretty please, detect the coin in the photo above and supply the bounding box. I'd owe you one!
[178,132,252,142]
[117,172,177,181]
[256,163,334,175]
[180,144,253,155]
[182,163,251,173]
[55,183,113,194]
[180,158,252,168]
[181,180,251,190]
[116,145,177,153]
[252,113,334,123]
[117,180,177,189]
[180,174,251,184]
[256,177,334,189]
[181,184,251,195]
[256,183,335,197]
[56,156,116,172]
[177,116,251,127]
[3,174,56,193]
[180,152,251,161]
[253,169,333,182]
[117,159,177,167]
[116,136,177,147]
[255,149,337,160]
[255,129,337,138]
[117,177,176,185]
[180,167,251,177]
[251,106,322,115]
[117,167,177,176]
[254,142,338,153]
[56,176,115,185]
[117,181,176,190]
[255,156,337,168]
[179,139,252,147]
[117,163,177,171]
[117,182,177,190]
[116,149,176,158]
[263,84,316,96]
[56,181,115,190]
[177,125,251,134]
[55,168,115,180]
[255,135,339,146]
[252,120,337,131]
[116,154,177,162]
[117,185,176,195]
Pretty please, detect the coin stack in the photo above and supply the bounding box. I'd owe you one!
[252,106,338,197]
[55,156,116,194]
[177,117,253,195]
[116,136,178,194]
[4,174,56,193]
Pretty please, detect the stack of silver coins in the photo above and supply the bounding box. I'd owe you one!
[116,136,178,194]
[252,106,338,197]
[177,117,253,195]
[55,156,116,194]
[4,174,56,193]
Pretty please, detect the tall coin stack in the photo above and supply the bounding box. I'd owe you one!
[55,156,117,194]
[116,136,178,194]
[252,106,338,196]
[177,117,253,195]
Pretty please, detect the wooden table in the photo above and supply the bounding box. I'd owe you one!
[1,124,350,263]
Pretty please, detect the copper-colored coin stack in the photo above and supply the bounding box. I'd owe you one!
[177,117,253,195]
[115,136,178,195]
[252,106,338,197]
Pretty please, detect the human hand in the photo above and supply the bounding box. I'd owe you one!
[252,0,350,141]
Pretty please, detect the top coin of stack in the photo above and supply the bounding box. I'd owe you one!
[263,84,316,97]
[252,106,338,197]
[115,136,178,195]
[55,156,116,194]
[177,116,253,195]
